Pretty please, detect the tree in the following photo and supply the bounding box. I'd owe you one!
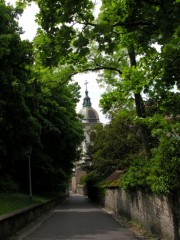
[0,0,84,193]
[20,0,179,158]
[0,0,40,184]
[120,118,180,194]
[14,0,180,193]
[90,111,142,179]
[30,70,84,192]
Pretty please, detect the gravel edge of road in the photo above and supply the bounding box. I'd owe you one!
[101,207,160,240]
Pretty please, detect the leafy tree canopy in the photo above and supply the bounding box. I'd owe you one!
[89,111,143,179]
[0,0,84,193]
[2,0,179,194]
[17,0,179,157]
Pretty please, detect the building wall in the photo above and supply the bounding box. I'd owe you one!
[71,176,76,193]
[71,168,86,193]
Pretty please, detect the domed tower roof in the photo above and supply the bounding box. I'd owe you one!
[79,81,99,125]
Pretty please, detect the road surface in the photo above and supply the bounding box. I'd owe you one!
[11,193,140,240]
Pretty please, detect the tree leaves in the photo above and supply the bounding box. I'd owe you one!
[90,113,142,179]
[2,0,179,193]
[0,1,84,193]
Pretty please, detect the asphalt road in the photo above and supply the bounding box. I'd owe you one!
[11,193,140,240]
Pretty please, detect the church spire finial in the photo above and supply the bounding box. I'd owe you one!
[83,80,91,107]
[85,80,88,92]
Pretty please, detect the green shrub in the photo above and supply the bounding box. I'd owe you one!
[79,175,86,185]
[120,123,180,194]
[84,173,101,201]
[147,134,180,194]
[120,158,150,191]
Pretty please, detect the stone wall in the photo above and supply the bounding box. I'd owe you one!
[96,188,180,240]
[0,196,67,240]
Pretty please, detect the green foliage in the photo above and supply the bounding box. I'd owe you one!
[79,175,87,185]
[161,26,180,89]
[147,123,180,194]
[90,112,143,179]
[0,0,40,176]
[84,172,104,201]
[0,1,84,194]
[17,68,84,193]
[120,158,151,191]
[21,0,179,159]
[3,0,180,196]
[121,122,180,194]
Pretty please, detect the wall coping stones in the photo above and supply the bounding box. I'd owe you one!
[0,195,67,240]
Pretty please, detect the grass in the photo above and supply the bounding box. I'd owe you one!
[0,193,50,216]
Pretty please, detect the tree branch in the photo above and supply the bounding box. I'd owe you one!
[142,0,162,7]
[70,65,122,77]
[113,20,157,28]
[76,12,97,27]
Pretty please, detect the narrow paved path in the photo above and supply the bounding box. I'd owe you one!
[13,193,140,240]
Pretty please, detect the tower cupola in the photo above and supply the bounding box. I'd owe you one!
[79,80,99,125]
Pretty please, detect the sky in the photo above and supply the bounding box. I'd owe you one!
[6,0,109,124]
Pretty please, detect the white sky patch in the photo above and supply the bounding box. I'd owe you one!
[18,3,39,41]
[151,43,162,53]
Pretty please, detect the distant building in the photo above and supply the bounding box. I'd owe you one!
[71,81,100,193]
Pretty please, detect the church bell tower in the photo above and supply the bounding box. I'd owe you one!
[71,81,100,193]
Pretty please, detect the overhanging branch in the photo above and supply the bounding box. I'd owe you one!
[113,21,157,28]
[70,65,122,77]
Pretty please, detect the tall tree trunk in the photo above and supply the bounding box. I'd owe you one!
[128,45,151,157]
